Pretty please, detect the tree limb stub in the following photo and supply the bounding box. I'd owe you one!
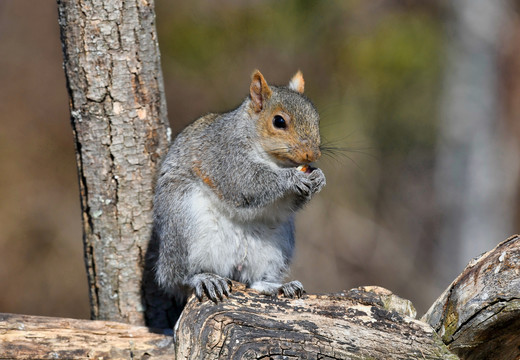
[423,235,520,359]
[175,283,457,359]
[0,313,174,360]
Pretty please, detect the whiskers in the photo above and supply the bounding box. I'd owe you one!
[264,140,374,170]
[319,137,376,170]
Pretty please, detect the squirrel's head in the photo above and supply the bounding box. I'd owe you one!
[249,70,321,167]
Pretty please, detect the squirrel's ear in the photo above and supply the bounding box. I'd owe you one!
[250,70,272,112]
[288,70,305,94]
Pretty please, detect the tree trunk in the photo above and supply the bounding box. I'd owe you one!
[57,0,171,326]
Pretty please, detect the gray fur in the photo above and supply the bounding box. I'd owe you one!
[153,78,325,306]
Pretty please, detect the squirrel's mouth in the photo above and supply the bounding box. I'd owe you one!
[297,164,315,174]
[267,151,318,171]
[266,145,321,168]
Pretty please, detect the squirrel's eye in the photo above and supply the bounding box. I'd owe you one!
[273,115,287,129]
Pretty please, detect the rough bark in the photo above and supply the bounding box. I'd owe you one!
[174,284,457,359]
[57,0,172,326]
[0,313,174,360]
[423,235,520,359]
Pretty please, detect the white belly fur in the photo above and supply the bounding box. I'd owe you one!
[187,185,289,284]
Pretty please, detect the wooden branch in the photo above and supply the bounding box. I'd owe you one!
[423,235,520,359]
[175,284,458,359]
[0,313,174,360]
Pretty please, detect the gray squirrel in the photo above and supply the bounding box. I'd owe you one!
[153,70,325,305]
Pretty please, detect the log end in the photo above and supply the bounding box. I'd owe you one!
[423,235,520,359]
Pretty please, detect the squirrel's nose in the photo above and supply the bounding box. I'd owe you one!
[305,148,321,162]
[301,139,321,163]
[303,147,321,163]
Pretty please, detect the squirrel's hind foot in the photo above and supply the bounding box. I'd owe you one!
[250,280,305,299]
[279,280,305,298]
[189,273,232,303]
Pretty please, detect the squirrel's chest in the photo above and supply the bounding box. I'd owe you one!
[187,186,290,282]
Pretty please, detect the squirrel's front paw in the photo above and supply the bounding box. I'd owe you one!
[308,168,326,194]
[292,167,326,197]
[293,171,313,198]
[189,273,232,303]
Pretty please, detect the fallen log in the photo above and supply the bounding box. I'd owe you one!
[175,284,457,359]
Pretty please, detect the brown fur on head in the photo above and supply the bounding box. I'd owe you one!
[249,70,321,167]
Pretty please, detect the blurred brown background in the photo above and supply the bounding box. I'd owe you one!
[1,0,519,319]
